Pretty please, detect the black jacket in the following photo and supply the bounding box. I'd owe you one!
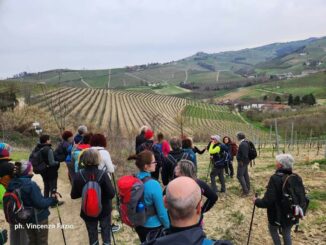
[255,168,293,227]
[136,133,146,152]
[32,143,59,180]
[70,166,115,221]
[196,179,218,213]
[161,149,191,186]
[0,159,14,177]
[236,140,249,165]
[142,224,233,245]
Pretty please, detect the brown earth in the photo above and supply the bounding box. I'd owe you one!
[1,146,326,245]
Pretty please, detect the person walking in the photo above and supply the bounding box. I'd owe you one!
[208,135,228,193]
[127,150,170,242]
[155,133,170,157]
[142,177,232,245]
[222,136,235,178]
[236,132,250,196]
[8,161,58,245]
[181,137,197,168]
[253,154,306,245]
[135,126,149,152]
[174,160,218,213]
[74,125,88,144]
[71,149,115,245]
[31,135,63,205]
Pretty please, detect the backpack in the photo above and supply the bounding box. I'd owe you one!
[54,142,69,162]
[139,143,164,168]
[213,150,229,168]
[280,173,309,224]
[80,170,105,218]
[167,153,189,175]
[3,188,34,225]
[230,142,238,157]
[247,141,257,161]
[29,148,47,174]
[117,175,156,228]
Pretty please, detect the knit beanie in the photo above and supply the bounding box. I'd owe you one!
[0,148,10,160]
[211,135,221,143]
[145,130,154,140]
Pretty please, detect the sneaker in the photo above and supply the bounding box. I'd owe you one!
[111,224,121,233]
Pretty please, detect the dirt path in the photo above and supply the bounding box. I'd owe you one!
[1,147,325,244]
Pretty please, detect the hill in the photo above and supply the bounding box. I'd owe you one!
[28,87,266,141]
[8,36,326,93]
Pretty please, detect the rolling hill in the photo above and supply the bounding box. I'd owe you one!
[8,36,326,91]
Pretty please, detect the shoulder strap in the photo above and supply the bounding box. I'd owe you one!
[182,153,189,160]
[141,176,152,184]
[97,170,106,182]
[282,174,293,191]
[168,154,177,163]
[80,169,87,183]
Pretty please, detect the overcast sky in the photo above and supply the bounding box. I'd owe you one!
[0,0,326,78]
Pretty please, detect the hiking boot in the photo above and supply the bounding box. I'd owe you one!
[111,224,121,233]
[241,192,249,198]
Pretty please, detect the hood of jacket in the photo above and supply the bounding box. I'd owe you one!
[7,176,32,192]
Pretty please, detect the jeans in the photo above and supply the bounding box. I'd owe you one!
[268,224,292,245]
[25,219,49,245]
[135,226,162,243]
[210,167,225,193]
[225,161,234,177]
[85,216,111,245]
[237,162,250,194]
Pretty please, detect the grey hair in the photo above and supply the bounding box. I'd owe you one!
[177,160,197,179]
[170,137,182,151]
[80,149,100,166]
[140,125,149,134]
[166,180,201,220]
[276,154,294,169]
[78,125,88,135]
[236,132,246,140]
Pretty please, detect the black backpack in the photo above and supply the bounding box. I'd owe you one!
[29,147,47,174]
[3,188,34,225]
[247,141,257,161]
[281,173,309,224]
[167,153,189,177]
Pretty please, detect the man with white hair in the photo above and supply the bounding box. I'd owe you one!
[135,125,149,152]
[253,154,307,245]
[142,177,232,245]
[74,125,88,144]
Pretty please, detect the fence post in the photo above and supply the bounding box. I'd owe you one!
[274,119,280,154]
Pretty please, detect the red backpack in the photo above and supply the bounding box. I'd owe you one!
[117,175,156,227]
[80,170,105,218]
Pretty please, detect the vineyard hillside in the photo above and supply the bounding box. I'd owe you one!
[30,87,265,140]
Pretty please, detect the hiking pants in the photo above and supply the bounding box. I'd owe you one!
[210,167,225,193]
[41,169,58,198]
[85,215,111,245]
[25,219,49,245]
[225,161,234,177]
[67,162,76,184]
[10,224,29,245]
[237,162,250,194]
[135,226,162,243]
[268,224,292,245]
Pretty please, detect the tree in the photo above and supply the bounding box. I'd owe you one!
[275,96,281,103]
[293,96,301,105]
[288,94,293,106]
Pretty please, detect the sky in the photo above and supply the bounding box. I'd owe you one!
[0,0,326,78]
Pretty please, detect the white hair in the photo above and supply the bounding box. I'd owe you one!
[78,125,88,134]
[276,154,295,169]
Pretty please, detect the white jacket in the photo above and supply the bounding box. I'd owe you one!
[91,147,115,177]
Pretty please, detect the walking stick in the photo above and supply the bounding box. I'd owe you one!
[111,226,116,245]
[247,193,258,245]
[54,192,67,245]
[206,158,212,183]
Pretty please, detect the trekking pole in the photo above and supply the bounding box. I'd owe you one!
[247,193,258,245]
[206,158,212,183]
[111,173,122,221]
[54,192,67,245]
[111,226,116,245]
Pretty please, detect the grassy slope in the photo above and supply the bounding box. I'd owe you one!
[1,145,325,245]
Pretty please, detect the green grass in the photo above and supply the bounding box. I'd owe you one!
[230,211,245,225]
[10,151,30,161]
[309,190,326,201]
[153,85,191,95]
[183,104,239,121]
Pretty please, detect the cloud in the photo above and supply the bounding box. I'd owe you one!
[0,0,325,77]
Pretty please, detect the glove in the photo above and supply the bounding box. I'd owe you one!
[0,229,8,245]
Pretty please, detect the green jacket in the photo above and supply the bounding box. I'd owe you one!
[0,184,5,209]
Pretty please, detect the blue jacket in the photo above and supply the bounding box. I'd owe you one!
[7,176,57,223]
[183,148,197,167]
[136,171,170,229]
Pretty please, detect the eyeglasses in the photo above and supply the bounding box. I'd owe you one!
[151,161,157,164]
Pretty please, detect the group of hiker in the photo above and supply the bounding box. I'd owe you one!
[0,124,309,245]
